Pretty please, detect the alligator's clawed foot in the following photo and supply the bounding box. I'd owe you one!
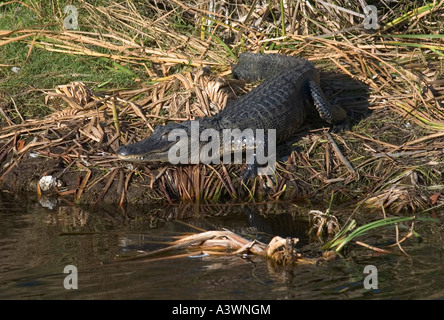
[330,119,349,133]
[266,174,276,185]
[240,164,258,183]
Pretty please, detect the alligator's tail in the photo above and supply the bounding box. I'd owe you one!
[231,53,311,82]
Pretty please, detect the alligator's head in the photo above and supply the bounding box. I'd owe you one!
[116,121,192,163]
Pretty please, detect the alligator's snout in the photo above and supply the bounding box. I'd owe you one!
[116,145,148,161]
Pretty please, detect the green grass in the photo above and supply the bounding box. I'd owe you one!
[0,1,147,122]
[0,44,145,121]
[323,216,438,252]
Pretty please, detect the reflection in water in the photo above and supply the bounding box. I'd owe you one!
[0,191,443,299]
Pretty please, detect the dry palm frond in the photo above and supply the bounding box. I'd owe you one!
[118,229,324,265]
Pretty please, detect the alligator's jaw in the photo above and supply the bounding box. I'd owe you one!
[116,138,172,162]
[116,150,169,162]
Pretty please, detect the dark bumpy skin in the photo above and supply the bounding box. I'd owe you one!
[117,53,347,175]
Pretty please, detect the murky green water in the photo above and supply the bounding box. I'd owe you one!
[0,191,443,300]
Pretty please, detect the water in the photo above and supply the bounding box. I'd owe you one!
[0,191,443,300]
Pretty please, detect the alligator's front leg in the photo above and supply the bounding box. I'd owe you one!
[241,156,277,183]
[240,133,276,182]
[239,135,259,181]
[241,161,258,182]
[240,152,258,183]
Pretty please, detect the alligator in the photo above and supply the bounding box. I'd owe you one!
[117,53,347,178]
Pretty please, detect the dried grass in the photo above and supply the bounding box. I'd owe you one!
[117,228,330,266]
